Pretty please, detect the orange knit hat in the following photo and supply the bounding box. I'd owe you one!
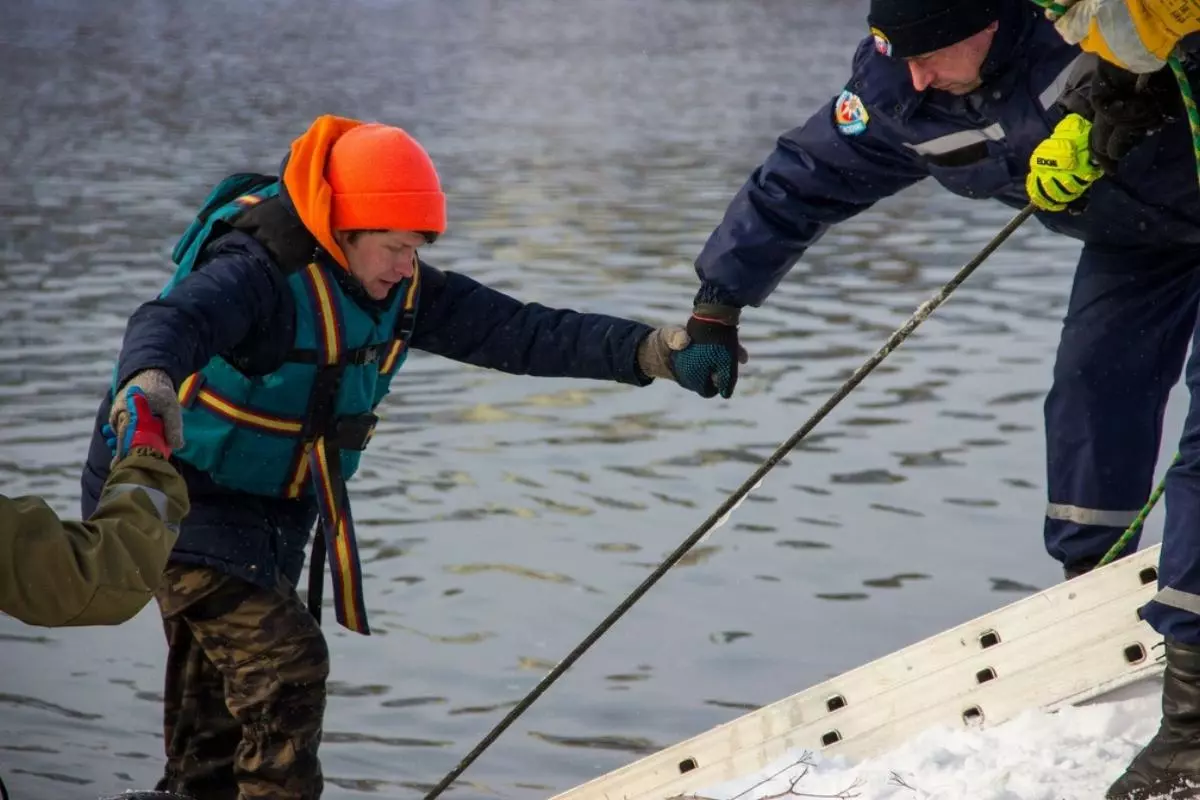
[325,123,447,234]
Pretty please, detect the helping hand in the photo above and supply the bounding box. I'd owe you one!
[1026,113,1103,212]
[103,386,173,462]
[637,304,749,399]
[109,368,184,451]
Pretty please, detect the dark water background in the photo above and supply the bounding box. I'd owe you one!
[0,1,1181,798]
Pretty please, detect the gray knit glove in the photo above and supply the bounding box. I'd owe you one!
[637,327,691,382]
[111,369,184,451]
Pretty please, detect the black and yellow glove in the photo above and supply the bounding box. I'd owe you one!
[1026,113,1104,212]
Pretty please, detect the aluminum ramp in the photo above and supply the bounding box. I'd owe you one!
[549,545,1165,800]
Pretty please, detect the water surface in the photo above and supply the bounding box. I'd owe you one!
[0,1,1177,798]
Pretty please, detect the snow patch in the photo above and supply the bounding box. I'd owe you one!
[695,678,1162,800]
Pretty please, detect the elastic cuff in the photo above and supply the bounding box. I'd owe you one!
[693,303,741,325]
[117,363,180,393]
[630,336,656,387]
[623,328,658,387]
[693,282,742,308]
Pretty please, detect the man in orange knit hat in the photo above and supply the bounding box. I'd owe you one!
[79,115,717,800]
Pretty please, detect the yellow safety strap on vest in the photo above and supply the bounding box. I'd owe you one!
[301,262,344,366]
[178,374,306,435]
[285,450,311,499]
[381,259,421,375]
[308,435,369,634]
[296,261,376,633]
[178,258,418,634]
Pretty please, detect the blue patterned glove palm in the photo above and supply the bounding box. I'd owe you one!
[669,309,744,399]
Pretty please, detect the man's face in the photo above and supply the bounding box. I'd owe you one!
[336,229,426,300]
[906,22,999,95]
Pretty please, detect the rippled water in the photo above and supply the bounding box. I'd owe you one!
[0,1,1183,798]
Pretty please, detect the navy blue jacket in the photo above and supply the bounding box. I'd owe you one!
[694,0,1200,309]
[81,194,654,588]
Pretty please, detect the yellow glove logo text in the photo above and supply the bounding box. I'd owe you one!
[1026,113,1103,212]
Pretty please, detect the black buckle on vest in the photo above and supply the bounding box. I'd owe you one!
[328,413,378,451]
[396,306,417,342]
[286,346,381,366]
[353,345,380,365]
[301,365,345,441]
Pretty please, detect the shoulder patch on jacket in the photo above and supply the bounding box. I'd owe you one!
[834,90,870,136]
[870,27,892,57]
[846,37,923,122]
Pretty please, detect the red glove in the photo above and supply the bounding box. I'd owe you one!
[103,387,172,460]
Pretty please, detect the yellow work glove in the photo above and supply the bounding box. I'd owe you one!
[1026,113,1104,212]
[1054,0,1200,74]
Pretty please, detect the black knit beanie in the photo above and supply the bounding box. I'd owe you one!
[868,0,1001,59]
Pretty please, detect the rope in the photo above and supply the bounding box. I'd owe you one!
[421,19,1195,798]
[419,207,1037,800]
[1167,53,1200,195]
[1096,452,1180,567]
[1031,0,1070,14]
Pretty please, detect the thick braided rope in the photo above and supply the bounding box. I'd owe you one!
[1168,52,1200,195]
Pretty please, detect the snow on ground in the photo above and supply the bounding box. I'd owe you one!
[696,678,1164,800]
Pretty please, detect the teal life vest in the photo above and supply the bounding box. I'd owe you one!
[113,172,422,634]
[140,172,419,498]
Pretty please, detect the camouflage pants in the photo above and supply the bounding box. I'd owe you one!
[152,564,329,800]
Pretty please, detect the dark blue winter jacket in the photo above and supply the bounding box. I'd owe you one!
[694,0,1200,309]
[81,188,654,589]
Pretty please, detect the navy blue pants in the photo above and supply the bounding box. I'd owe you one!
[1044,243,1200,644]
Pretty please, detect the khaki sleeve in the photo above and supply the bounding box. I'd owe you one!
[0,450,190,628]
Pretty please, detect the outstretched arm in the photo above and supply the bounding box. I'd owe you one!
[0,452,188,628]
[694,79,929,309]
[679,40,929,398]
[409,265,654,386]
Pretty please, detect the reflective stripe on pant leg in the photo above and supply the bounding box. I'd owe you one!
[1152,587,1200,616]
[1044,244,1198,569]
[1045,503,1142,528]
[1141,456,1200,645]
[1141,312,1200,645]
[1044,503,1143,570]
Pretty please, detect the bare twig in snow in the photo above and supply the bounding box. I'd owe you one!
[669,753,862,800]
[887,771,919,792]
[727,752,818,800]
[758,772,864,799]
